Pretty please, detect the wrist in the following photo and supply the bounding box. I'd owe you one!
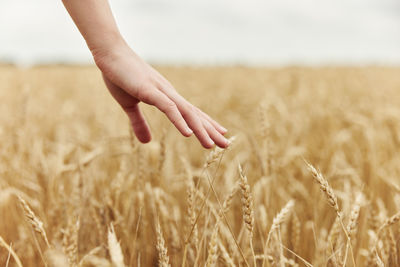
[88,31,127,58]
[90,35,135,73]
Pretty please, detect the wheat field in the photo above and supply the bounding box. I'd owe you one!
[1,65,400,266]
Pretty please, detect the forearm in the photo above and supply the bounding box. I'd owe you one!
[62,0,126,54]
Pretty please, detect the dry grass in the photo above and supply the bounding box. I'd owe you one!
[0,64,400,266]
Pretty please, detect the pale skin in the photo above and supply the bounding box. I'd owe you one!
[62,0,229,149]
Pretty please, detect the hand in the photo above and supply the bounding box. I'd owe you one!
[93,43,229,149]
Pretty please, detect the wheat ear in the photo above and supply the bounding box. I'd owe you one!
[205,224,219,267]
[262,200,294,267]
[290,213,300,254]
[107,224,125,267]
[304,161,355,266]
[62,218,80,267]
[305,162,340,214]
[266,200,295,246]
[156,219,171,267]
[205,136,235,168]
[238,164,256,267]
[18,196,50,248]
[346,193,363,239]
[378,211,400,232]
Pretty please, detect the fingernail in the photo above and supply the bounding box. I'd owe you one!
[225,139,231,146]
[208,139,215,147]
[187,128,193,135]
[221,127,228,133]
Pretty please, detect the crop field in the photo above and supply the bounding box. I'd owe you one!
[1,65,400,266]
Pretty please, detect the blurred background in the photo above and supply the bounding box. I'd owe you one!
[0,0,399,66]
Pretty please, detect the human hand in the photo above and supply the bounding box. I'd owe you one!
[93,43,229,149]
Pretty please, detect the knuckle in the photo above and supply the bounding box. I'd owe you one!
[163,101,177,113]
[136,88,151,103]
[181,103,195,116]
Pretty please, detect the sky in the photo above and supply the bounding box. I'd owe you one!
[0,0,399,65]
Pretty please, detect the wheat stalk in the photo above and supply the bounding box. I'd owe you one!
[186,176,198,249]
[327,216,341,252]
[157,131,166,175]
[218,241,235,267]
[0,236,23,267]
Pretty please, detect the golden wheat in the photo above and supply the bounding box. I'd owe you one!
[1,65,400,266]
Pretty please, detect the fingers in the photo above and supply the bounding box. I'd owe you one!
[180,105,215,149]
[196,108,227,135]
[153,81,229,148]
[124,105,152,143]
[138,88,194,138]
[142,87,218,148]
[102,57,228,148]
[201,118,230,148]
